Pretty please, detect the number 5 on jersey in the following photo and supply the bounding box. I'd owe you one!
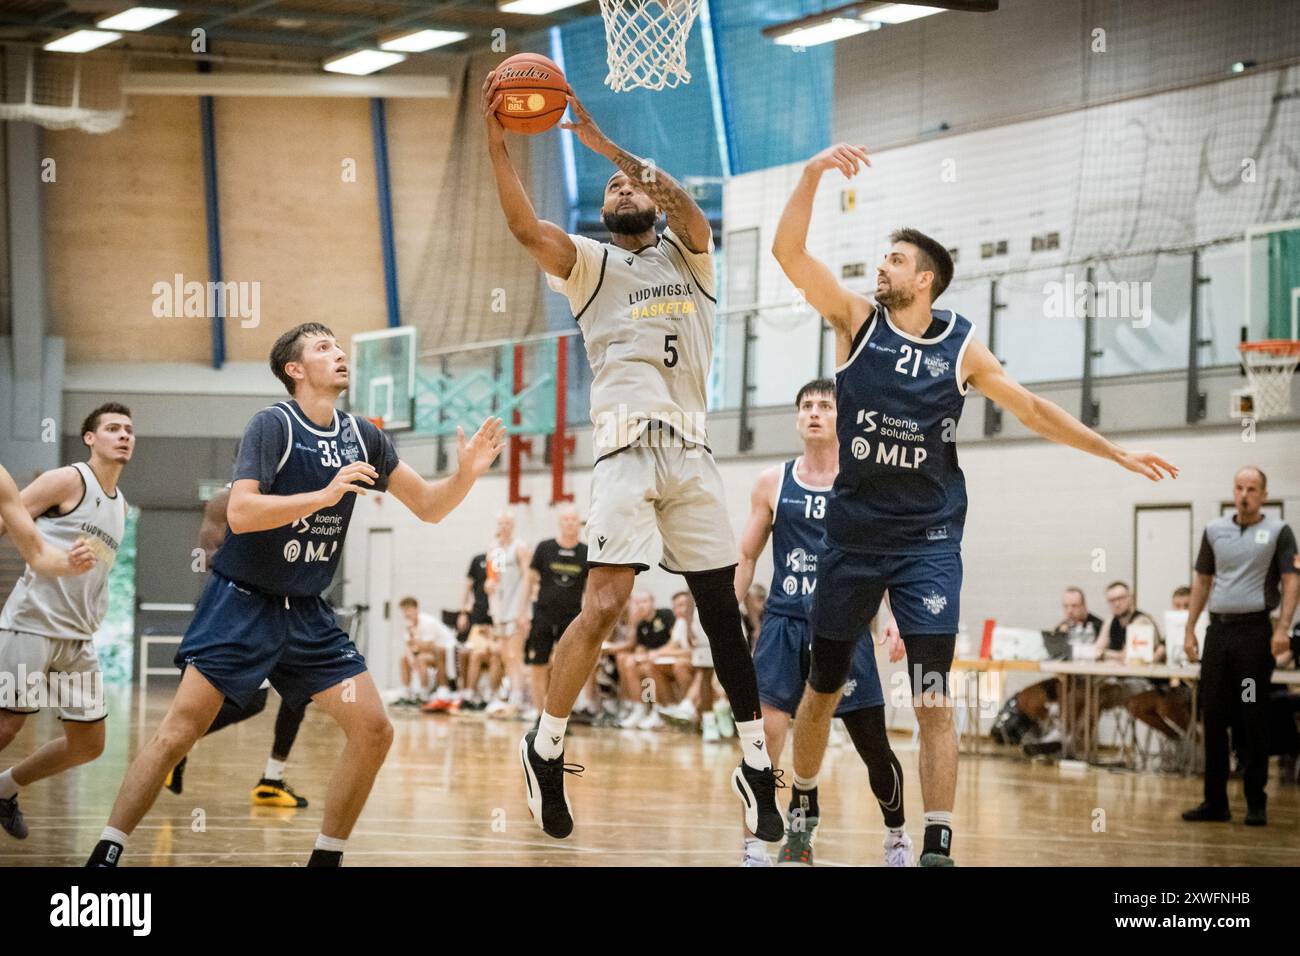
[664,334,679,368]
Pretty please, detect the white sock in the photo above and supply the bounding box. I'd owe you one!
[264,757,287,780]
[735,718,771,770]
[793,772,819,791]
[100,825,129,847]
[924,810,953,828]
[315,834,347,852]
[535,711,568,761]
[0,768,17,800]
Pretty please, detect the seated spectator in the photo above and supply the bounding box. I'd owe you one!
[456,553,499,710]
[1012,587,1104,753]
[1126,586,1194,743]
[1089,581,1162,718]
[393,597,455,707]
[618,592,681,729]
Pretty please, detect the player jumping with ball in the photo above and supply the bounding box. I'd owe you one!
[483,71,784,843]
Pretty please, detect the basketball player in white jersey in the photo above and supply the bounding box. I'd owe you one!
[773,143,1178,865]
[485,510,529,718]
[484,75,783,842]
[0,403,134,839]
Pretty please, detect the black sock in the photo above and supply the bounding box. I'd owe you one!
[923,823,952,857]
[307,848,342,867]
[789,785,820,821]
[86,840,122,867]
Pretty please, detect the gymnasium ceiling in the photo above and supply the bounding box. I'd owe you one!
[0,2,598,63]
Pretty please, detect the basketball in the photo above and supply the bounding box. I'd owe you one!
[493,53,568,135]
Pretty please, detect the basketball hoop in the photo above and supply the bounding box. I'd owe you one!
[1238,340,1300,420]
[598,0,705,92]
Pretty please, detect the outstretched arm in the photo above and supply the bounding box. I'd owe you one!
[961,338,1179,482]
[735,467,779,604]
[482,71,577,278]
[561,92,712,254]
[0,465,94,577]
[387,417,507,524]
[772,144,875,342]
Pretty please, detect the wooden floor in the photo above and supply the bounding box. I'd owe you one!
[2,685,1297,867]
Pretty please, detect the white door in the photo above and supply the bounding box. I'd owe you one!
[1135,506,1192,617]
[365,529,396,692]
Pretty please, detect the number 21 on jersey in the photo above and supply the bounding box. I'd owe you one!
[895,344,923,377]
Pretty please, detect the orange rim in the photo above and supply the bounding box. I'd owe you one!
[1239,339,1300,356]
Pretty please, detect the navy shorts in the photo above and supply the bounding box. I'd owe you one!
[175,573,367,710]
[811,547,962,641]
[754,612,883,716]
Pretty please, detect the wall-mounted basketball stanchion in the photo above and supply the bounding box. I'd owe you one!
[1080,266,1101,427]
[508,342,532,505]
[551,335,575,505]
[983,278,1006,436]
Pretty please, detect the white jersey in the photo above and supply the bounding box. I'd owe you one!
[547,227,716,458]
[0,462,127,640]
[487,539,527,624]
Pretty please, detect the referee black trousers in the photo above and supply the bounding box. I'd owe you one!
[1201,615,1274,809]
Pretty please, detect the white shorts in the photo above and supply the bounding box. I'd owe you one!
[0,629,107,722]
[587,442,737,574]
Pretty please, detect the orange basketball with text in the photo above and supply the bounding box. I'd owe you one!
[493,53,568,135]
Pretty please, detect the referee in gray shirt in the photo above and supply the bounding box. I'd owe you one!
[1183,466,1299,826]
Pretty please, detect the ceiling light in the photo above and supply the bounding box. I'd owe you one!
[864,4,946,24]
[96,7,178,31]
[43,30,123,53]
[323,49,407,75]
[380,29,469,52]
[498,0,590,15]
[773,18,879,47]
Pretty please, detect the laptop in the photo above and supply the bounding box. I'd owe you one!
[1041,630,1073,661]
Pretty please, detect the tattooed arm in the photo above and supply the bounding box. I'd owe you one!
[561,92,712,253]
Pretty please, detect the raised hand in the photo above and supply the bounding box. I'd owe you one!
[559,91,611,155]
[1116,450,1179,482]
[458,416,507,479]
[807,143,871,179]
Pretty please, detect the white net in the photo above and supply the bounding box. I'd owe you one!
[598,0,704,93]
[1240,343,1300,420]
[0,46,126,134]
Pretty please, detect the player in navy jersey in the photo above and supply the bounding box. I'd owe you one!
[773,144,1178,866]
[87,323,505,868]
[734,379,913,868]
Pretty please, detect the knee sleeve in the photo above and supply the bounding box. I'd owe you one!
[841,705,905,828]
[904,634,956,698]
[684,567,760,721]
[205,686,268,737]
[807,636,855,695]
[273,699,308,759]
